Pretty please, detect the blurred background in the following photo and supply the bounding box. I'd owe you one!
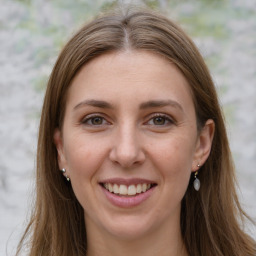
[0,0,255,254]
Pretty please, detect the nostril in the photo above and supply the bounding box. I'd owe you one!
[109,148,146,168]
[108,133,146,168]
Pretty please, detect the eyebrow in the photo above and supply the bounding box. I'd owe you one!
[73,99,114,111]
[139,100,184,112]
[73,99,183,112]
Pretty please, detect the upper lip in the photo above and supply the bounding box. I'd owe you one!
[99,178,157,186]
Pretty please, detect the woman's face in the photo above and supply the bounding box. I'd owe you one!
[55,50,213,240]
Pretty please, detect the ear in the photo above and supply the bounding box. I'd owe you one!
[53,128,68,171]
[192,119,215,171]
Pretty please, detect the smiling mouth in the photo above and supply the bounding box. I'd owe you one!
[100,183,157,196]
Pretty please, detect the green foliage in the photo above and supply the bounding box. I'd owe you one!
[100,0,119,11]
[178,4,230,38]
[15,0,31,5]
[143,0,160,9]
[34,75,48,92]
[169,0,227,5]
[223,103,236,125]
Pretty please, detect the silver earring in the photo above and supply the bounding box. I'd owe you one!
[193,164,200,191]
[61,168,70,182]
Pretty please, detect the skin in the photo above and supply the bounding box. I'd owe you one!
[54,50,214,256]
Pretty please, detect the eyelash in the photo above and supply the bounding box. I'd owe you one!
[81,114,110,126]
[145,113,174,126]
[81,113,174,127]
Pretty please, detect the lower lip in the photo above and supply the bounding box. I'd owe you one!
[101,185,156,208]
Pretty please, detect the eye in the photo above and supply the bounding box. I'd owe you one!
[82,115,109,126]
[152,116,167,125]
[90,116,104,125]
[146,114,174,126]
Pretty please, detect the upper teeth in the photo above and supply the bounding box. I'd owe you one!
[103,183,152,196]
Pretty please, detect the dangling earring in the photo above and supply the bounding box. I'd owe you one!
[193,164,200,191]
[61,168,70,182]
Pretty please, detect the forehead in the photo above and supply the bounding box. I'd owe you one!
[67,50,194,111]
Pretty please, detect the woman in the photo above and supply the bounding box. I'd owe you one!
[16,6,255,256]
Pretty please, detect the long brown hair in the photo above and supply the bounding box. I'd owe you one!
[16,6,255,256]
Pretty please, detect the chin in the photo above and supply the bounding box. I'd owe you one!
[103,216,156,240]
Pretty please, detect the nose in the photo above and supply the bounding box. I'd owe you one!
[109,124,146,168]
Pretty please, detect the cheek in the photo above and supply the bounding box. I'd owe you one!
[151,136,195,171]
[64,135,108,181]
[63,138,108,209]
[150,136,195,191]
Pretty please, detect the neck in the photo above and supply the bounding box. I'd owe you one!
[85,217,188,256]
